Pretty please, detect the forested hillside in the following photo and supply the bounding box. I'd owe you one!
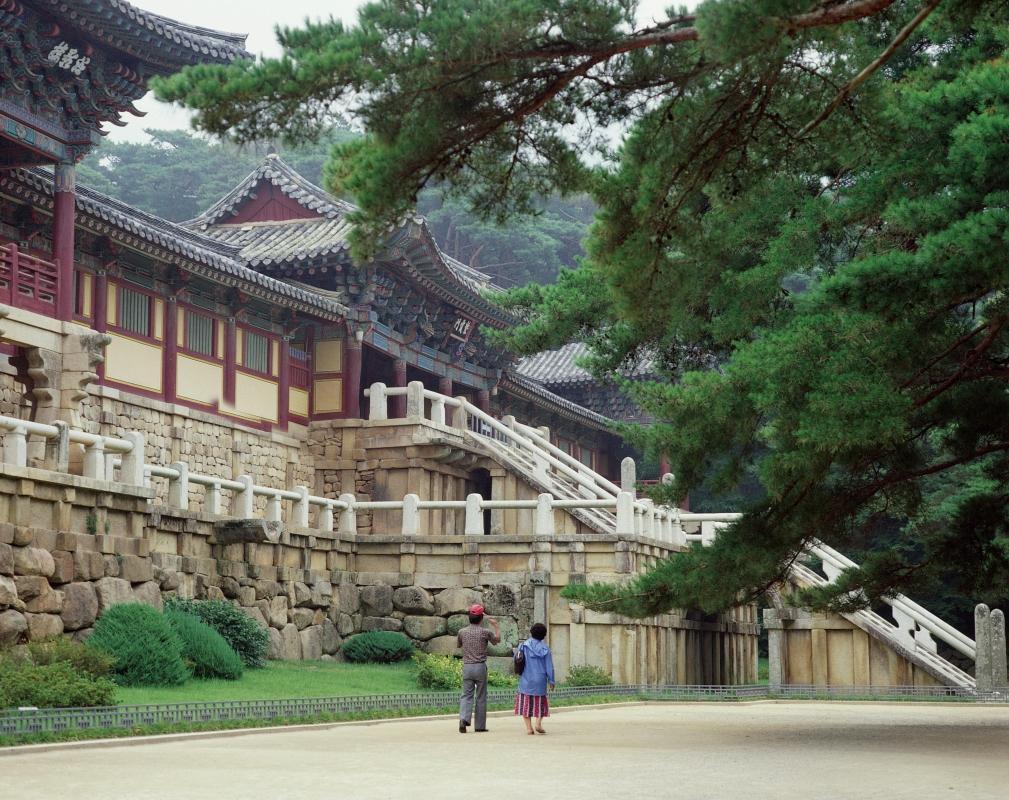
[77,128,590,286]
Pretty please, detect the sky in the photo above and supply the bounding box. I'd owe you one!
[113,0,681,142]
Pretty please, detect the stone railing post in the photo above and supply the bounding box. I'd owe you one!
[265,493,282,523]
[205,482,222,516]
[451,397,469,431]
[406,381,425,420]
[465,493,484,536]
[45,420,70,473]
[616,491,635,536]
[431,396,446,426]
[292,486,310,528]
[621,457,637,495]
[643,500,656,539]
[402,493,420,536]
[670,509,686,547]
[368,382,388,421]
[319,503,335,533]
[975,604,1008,692]
[83,439,106,481]
[168,461,189,511]
[3,425,27,468]
[119,432,145,486]
[234,475,255,518]
[338,493,357,535]
[534,493,554,537]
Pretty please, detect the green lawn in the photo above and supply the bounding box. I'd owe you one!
[115,661,417,705]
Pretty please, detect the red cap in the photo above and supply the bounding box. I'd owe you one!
[469,604,485,616]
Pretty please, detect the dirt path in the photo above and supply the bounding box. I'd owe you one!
[5,702,1009,799]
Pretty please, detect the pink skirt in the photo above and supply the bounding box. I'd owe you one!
[514,692,550,718]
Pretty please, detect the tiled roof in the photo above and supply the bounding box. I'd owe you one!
[517,342,656,387]
[36,1,250,70]
[204,217,356,269]
[189,155,353,229]
[0,168,351,321]
[499,372,613,431]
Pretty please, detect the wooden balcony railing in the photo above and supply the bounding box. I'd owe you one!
[0,242,60,315]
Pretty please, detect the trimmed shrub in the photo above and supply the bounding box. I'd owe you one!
[88,603,189,687]
[342,631,414,663]
[165,598,269,668]
[27,637,114,679]
[565,664,613,687]
[413,652,518,690]
[165,609,244,680]
[0,661,116,708]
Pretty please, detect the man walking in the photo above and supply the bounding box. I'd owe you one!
[458,603,500,733]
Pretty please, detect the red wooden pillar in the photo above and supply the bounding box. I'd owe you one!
[438,377,453,397]
[476,389,491,414]
[53,162,76,321]
[93,270,108,333]
[163,297,177,403]
[278,334,290,429]
[343,336,363,419]
[392,358,407,418]
[224,316,237,405]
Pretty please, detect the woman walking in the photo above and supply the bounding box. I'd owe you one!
[514,623,555,735]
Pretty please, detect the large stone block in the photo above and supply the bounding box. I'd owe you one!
[73,550,104,581]
[446,614,470,636]
[0,609,26,645]
[119,555,154,583]
[483,584,522,616]
[336,582,360,614]
[239,605,269,630]
[403,615,446,641]
[25,588,63,615]
[290,607,315,631]
[94,577,134,612]
[14,575,50,601]
[268,595,289,628]
[133,581,164,612]
[321,619,342,655]
[291,582,313,608]
[26,612,63,640]
[336,612,356,637]
[361,616,403,632]
[488,617,520,656]
[0,542,13,576]
[103,555,120,578]
[0,575,21,610]
[300,625,324,660]
[393,586,434,615]
[238,586,257,607]
[255,580,282,601]
[219,576,241,599]
[49,551,74,585]
[361,584,394,617]
[267,627,283,660]
[13,547,55,578]
[279,623,302,660]
[424,635,461,655]
[62,582,99,632]
[434,587,482,616]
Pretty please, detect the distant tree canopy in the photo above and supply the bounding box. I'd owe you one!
[78,129,589,285]
[155,1,1009,621]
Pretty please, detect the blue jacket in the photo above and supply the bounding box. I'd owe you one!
[516,637,555,696]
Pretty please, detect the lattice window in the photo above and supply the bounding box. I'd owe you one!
[187,311,214,357]
[243,330,269,373]
[120,286,150,336]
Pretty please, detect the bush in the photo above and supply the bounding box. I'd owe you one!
[165,598,269,668]
[27,637,114,679]
[164,609,244,680]
[341,631,414,663]
[88,603,189,687]
[0,661,116,708]
[565,664,614,687]
[413,652,517,690]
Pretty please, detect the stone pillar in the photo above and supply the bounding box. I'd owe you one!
[53,162,76,321]
[343,336,363,419]
[163,296,177,404]
[278,334,290,429]
[391,358,407,418]
[976,603,993,692]
[224,316,237,405]
[438,377,453,397]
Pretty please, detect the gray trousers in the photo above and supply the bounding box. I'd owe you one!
[459,662,488,728]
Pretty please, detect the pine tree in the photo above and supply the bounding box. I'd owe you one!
[156,1,1009,616]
